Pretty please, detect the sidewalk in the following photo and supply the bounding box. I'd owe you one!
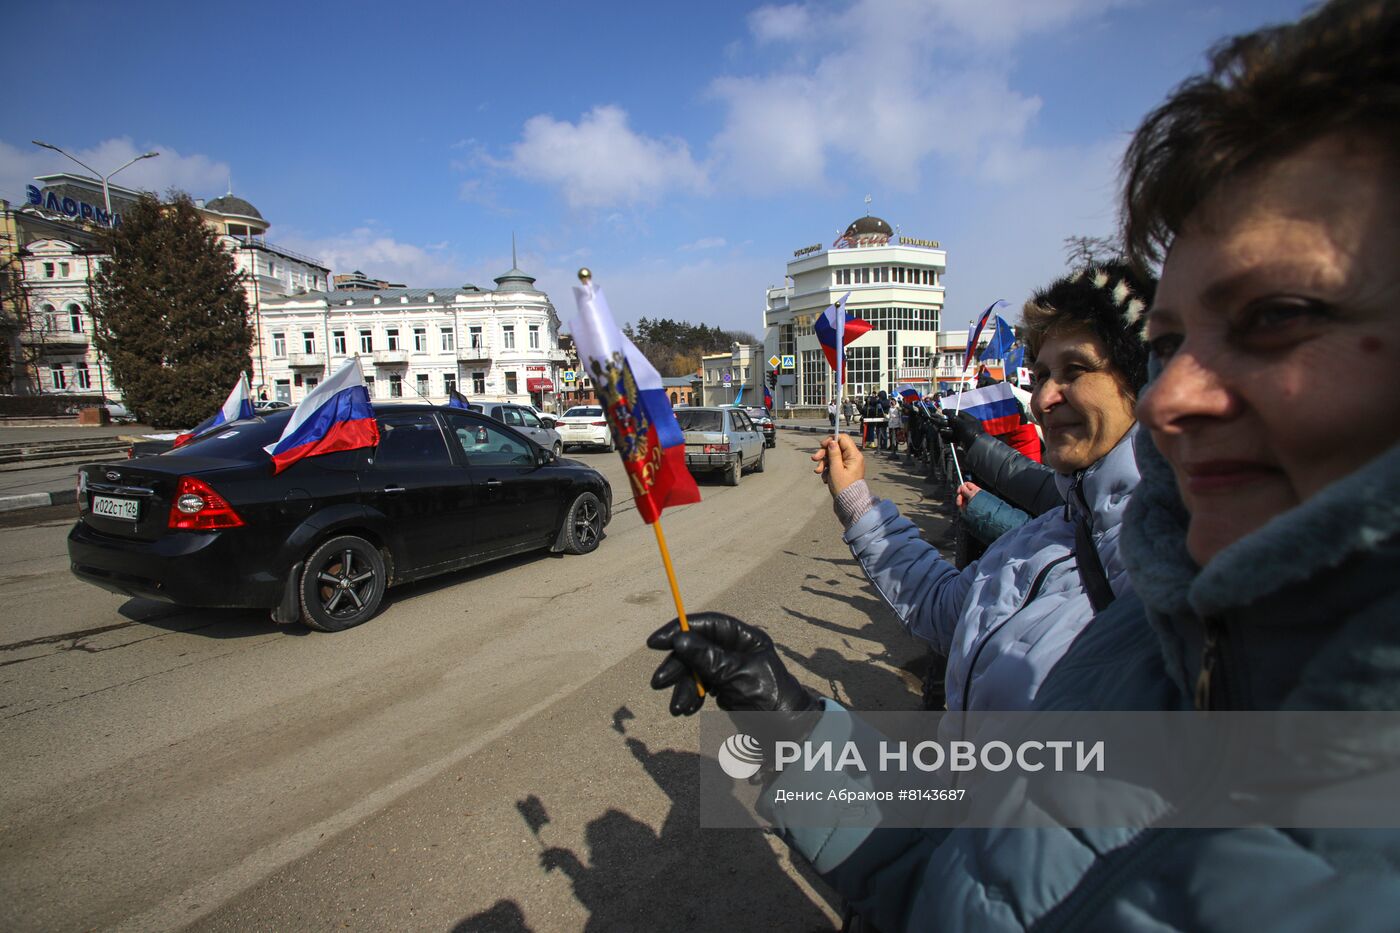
[0,423,154,512]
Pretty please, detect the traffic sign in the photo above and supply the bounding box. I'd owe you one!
[562,370,577,383]
[722,371,732,385]
[768,355,781,369]
[781,354,795,370]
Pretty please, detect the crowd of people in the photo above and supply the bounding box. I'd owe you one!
[647,0,1400,929]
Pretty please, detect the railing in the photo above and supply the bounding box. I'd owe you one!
[457,341,492,360]
[373,349,409,365]
[232,235,328,270]
[287,352,325,368]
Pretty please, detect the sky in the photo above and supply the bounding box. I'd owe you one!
[4,0,1311,335]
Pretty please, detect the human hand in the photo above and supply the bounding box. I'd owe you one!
[647,613,817,716]
[949,411,985,448]
[810,433,864,497]
[956,482,981,511]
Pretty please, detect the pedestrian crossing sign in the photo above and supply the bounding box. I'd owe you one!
[562,370,577,383]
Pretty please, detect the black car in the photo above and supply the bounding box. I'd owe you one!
[69,404,612,632]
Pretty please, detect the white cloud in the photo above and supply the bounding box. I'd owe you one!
[748,4,811,42]
[0,136,230,205]
[497,105,708,208]
[679,236,727,251]
[277,226,470,288]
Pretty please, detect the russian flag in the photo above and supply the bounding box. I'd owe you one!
[174,373,254,448]
[954,382,1022,435]
[447,389,472,411]
[813,292,870,380]
[763,381,773,411]
[963,299,1008,369]
[895,384,921,403]
[264,357,379,474]
[571,279,701,524]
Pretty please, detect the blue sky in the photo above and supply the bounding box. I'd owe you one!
[4,0,1309,334]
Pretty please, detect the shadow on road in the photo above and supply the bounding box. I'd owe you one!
[452,707,838,933]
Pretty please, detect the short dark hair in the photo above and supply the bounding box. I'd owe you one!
[1021,261,1157,394]
[1121,0,1400,272]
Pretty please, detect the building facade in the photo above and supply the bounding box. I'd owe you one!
[762,214,951,408]
[255,262,567,410]
[699,344,763,407]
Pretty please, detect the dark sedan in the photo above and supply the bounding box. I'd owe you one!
[69,404,612,632]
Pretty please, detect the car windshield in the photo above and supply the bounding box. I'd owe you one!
[675,410,722,432]
[166,413,290,460]
[564,407,602,417]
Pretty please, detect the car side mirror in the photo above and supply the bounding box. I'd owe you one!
[539,416,556,428]
[538,446,557,466]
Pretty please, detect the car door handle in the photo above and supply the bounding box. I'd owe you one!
[484,479,503,486]
[384,486,406,494]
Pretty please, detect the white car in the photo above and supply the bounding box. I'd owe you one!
[556,405,613,452]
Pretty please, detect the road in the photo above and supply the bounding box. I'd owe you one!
[0,434,954,932]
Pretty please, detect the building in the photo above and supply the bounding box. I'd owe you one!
[334,270,406,291]
[700,344,763,407]
[1,175,330,401]
[762,213,949,408]
[256,257,567,409]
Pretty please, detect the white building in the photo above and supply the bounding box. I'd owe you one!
[16,238,107,395]
[762,214,952,408]
[256,261,567,409]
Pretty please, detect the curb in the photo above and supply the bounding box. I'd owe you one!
[0,488,78,513]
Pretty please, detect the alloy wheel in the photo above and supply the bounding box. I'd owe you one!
[317,548,377,619]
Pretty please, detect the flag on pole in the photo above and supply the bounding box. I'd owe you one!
[572,280,700,524]
[447,389,472,411]
[174,373,254,447]
[895,385,922,403]
[953,382,1022,435]
[734,383,745,406]
[978,315,1017,362]
[763,381,773,411]
[814,292,869,383]
[264,357,379,474]
[1004,342,1026,376]
[963,299,1008,369]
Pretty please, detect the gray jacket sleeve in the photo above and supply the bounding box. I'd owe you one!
[962,433,1062,517]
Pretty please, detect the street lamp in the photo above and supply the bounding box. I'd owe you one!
[31,140,159,225]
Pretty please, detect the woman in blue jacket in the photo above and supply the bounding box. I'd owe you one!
[648,0,1400,927]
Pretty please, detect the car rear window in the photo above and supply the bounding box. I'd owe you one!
[676,410,722,432]
[163,415,287,460]
[565,407,602,417]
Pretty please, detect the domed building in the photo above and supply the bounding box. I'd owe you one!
[760,210,950,408]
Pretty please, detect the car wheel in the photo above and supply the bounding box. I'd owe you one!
[561,491,603,554]
[299,535,386,632]
[553,441,563,458]
[753,446,766,473]
[725,458,741,486]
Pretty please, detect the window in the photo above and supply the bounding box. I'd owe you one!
[504,370,517,394]
[59,262,70,278]
[374,413,452,468]
[469,326,483,348]
[50,363,67,389]
[416,373,429,396]
[528,324,540,349]
[303,331,316,353]
[440,327,454,352]
[502,325,515,349]
[360,328,374,353]
[443,414,526,466]
[68,305,84,333]
[305,376,319,394]
[472,371,486,394]
[333,330,346,355]
[268,260,277,277]
[846,346,881,398]
[413,326,427,352]
[364,375,375,397]
[43,262,54,278]
[387,328,401,351]
[444,373,457,395]
[75,361,91,389]
[502,407,524,427]
[388,373,403,397]
[272,332,286,357]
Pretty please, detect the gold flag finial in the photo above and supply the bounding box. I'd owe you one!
[577,267,592,284]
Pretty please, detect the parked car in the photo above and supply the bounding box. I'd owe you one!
[743,407,777,448]
[69,404,612,632]
[254,400,292,413]
[676,406,765,485]
[468,402,563,456]
[556,405,613,452]
[102,400,137,424]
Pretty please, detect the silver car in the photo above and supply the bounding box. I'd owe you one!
[676,406,766,486]
[470,403,563,457]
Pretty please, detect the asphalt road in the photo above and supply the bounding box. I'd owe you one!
[0,435,954,932]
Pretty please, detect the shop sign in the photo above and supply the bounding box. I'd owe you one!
[26,185,120,227]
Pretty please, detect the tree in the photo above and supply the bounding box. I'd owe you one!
[1062,234,1124,268]
[91,192,251,426]
[621,316,759,377]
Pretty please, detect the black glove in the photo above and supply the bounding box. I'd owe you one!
[648,613,818,717]
[948,410,985,448]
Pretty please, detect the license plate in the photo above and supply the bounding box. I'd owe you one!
[92,495,140,522]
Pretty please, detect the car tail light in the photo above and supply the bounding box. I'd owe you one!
[704,444,730,453]
[77,470,88,512]
[168,476,245,530]
[590,421,608,427]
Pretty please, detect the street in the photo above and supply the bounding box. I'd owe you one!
[0,432,952,932]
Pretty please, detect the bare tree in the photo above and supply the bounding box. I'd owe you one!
[1062,234,1124,268]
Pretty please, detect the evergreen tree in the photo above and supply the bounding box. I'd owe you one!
[91,192,251,427]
